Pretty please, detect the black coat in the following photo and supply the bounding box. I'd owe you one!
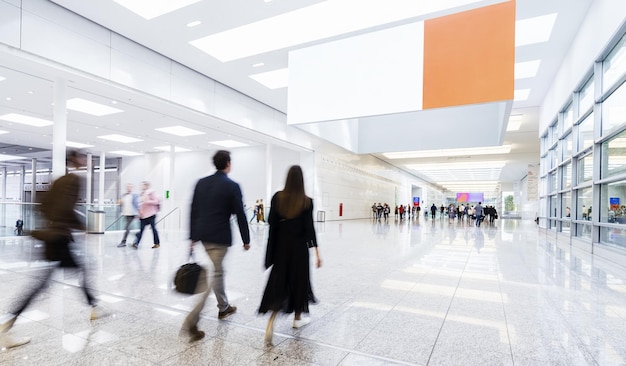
[189,171,250,246]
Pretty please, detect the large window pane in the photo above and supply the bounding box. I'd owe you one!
[561,193,572,218]
[600,180,626,224]
[600,226,626,249]
[577,223,591,238]
[551,146,559,168]
[561,163,572,190]
[550,195,557,217]
[551,124,560,144]
[577,112,594,152]
[563,104,574,131]
[579,78,594,114]
[577,154,593,184]
[603,34,626,93]
[602,82,626,134]
[601,129,626,178]
[549,172,557,193]
[577,187,592,221]
[562,133,573,159]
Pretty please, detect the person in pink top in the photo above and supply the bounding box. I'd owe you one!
[132,181,161,249]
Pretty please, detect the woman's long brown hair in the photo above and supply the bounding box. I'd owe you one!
[276,165,311,219]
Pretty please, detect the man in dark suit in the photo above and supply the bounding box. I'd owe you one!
[182,150,250,342]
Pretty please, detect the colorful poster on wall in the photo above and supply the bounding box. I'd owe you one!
[413,197,420,206]
[610,197,620,210]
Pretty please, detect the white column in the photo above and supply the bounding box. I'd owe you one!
[31,158,37,203]
[169,145,175,208]
[99,152,105,209]
[52,79,67,180]
[1,167,6,202]
[265,145,273,205]
[19,166,25,202]
[86,153,93,205]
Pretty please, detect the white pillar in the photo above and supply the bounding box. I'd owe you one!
[1,167,6,202]
[99,152,105,209]
[31,158,37,203]
[265,145,273,205]
[52,79,67,180]
[86,153,93,205]
[19,166,25,202]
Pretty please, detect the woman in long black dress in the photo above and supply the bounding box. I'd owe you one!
[259,165,322,345]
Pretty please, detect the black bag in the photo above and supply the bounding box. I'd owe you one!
[174,262,207,294]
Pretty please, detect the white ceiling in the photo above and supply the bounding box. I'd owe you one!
[0,0,594,197]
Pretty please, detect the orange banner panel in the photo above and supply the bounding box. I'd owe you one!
[423,1,515,109]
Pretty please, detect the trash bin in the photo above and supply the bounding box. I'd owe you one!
[87,210,106,234]
[316,210,326,222]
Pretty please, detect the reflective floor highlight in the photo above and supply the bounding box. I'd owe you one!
[1,218,625,365]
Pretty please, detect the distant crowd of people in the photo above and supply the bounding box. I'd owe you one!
[370,201,499,227]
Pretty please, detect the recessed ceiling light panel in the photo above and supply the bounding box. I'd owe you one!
[67,98,124,116]
[383,145,512,159]
[155,146,191,152]
[249,68,288,89]
[98,134,143,143]
[110,150,144,156]
[514,60,541,79]
[515,13,558,47]
[209,140,248,148]
[186,20,202,27]
[66,141,94,148]
[514,89,530,101]
[155,126,204,137]
[113,0,202,20]
[0,113,53,127]
[0,154,26,162]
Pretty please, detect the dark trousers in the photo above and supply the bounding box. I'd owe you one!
[120,215,135,243]
[11,235,95,316]
[135,215,160,246]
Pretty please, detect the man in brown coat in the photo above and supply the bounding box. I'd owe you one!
[0,150,103,349]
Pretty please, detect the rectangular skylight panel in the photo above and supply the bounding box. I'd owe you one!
[110,150,143,156]
[0,113,53,127]
[155,146,191,152]
[66,141,94,148]
[0,76,5,81]
[209,140,248,148]
[113,0,201,20]
[190,0,486,62]
[515,13,558,47]
[514,60,541,79]
[155,126,204,137]
[98,134,143,143]
[383,145,511,159]
[66,98,123,116]
[514,89,530,101]
[249,68,289,89]
[0,154,26,162]
[0,130,8,134]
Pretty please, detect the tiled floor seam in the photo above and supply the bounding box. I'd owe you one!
[424,244,474,366]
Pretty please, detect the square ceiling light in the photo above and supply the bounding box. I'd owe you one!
[190,0,487,62]
[0,113,53,127]
[0,154,26,162]
[514,60,541,79]
[515,13,558,47]
[250,68,289,89]
[66,98,123,116]
[98,134,143,143]
[0,130,8,134]
[66,141,94,148]
[514,89,530,101]
[209,140,248,148]
[110,150,143,156]
[113,0,201,20]
[155,146,191,152]
[155,126,204,137]
[507,115,522,131]
[0,76,5,81]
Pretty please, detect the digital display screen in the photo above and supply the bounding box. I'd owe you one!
[456,192,484,203]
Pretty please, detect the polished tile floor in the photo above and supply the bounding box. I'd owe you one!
[1,217,626,365]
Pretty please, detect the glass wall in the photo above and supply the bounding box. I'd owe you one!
[539,29,626,253]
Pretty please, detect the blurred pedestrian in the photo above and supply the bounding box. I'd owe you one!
[131,181,161,249]
[117,183,139,247]
[0,150,104,350]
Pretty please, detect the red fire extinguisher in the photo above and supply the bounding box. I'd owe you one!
[339,203,343,216]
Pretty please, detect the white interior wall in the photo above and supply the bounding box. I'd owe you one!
[539,0,626,133]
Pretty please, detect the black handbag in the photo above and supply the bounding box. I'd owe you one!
[174,250,208,294]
